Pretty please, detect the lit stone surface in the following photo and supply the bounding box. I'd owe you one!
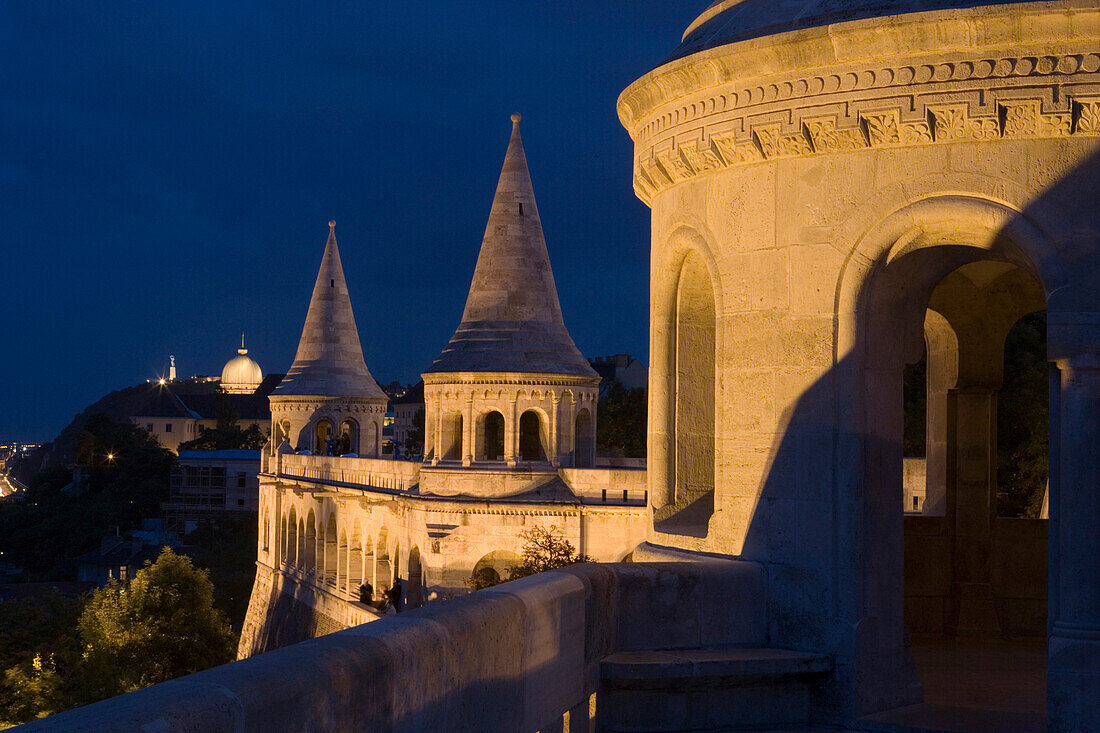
[619,0,1100,727]
[274,222,387,399]
[427,117,597,378]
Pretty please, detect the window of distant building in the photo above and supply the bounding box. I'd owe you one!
[165,423,173,433]
[146,423,153,432]
[237,472,246,489]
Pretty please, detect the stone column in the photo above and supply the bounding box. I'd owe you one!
[549,394,560,467]
[462,395,474,466]
[505,396,518,467]
[432,395,442,466]
[923,309,958,516]
[946,386,1000,635]
[1049,355,1100,729]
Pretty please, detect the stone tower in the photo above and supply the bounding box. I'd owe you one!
[421,115,600,497]
[269,221,388,457]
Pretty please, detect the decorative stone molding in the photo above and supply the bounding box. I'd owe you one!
[628,52,1100,143]
[632,78,1100,201]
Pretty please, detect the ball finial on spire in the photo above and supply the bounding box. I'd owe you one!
[511,113,521,124]
[328,219,336,229]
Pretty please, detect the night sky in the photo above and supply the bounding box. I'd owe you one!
[0,3,702,441]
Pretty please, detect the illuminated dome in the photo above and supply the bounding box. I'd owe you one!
[221,344,263,394]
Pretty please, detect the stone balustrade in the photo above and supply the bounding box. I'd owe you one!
[275,453,420,493]
[19,560,768,732]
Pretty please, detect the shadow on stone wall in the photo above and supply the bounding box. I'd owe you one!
[730,147,1100,719]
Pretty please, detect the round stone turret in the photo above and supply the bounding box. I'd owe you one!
[422,117,600,492]
[270,222,388,457]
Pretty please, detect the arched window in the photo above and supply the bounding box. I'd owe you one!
[305,510,317,574]
[375,530,391,588]
[338,420,359,455]
[408,547,423,609]
[287,507,298,567]
[674,250,715,512]
[296,519,305,573]
[483,411,505,461]
[519,411,545,462]
[315,420,334,455]
[338,530,348,591]
[574,408,594,468]
[325,514,337,585]
[349,521,363,592]
[277,420,291,447]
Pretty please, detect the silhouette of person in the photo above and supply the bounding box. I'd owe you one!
[358,582,373,604]
[387,579,403,613]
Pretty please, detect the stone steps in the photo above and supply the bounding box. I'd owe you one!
[597,648,834,732]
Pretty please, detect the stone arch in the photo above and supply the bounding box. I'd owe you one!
[833,193,1060,709]
[314,418,335,455]
[297,518,306,574]
[473,550,520,587]
[374,528,391,588]
[276,419,291,447]
[304,509,317,575]
[574,407,594,468]
[324,513,337,586]
[338,418,359,455]
[363,533,375,597]
[349,523,363,591]
[338,529,348,592]
[286,506,297,567]
[480,410,505,461]
[519,410,546,462]
[650,225,723,532]
[407,546,423,609]
[669,248,716,525]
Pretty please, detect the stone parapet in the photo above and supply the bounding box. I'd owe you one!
[23,561,772,733]
[276,453,420,493]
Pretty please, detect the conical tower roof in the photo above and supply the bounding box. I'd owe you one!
[426,115,597,379]
[274,222,386,399]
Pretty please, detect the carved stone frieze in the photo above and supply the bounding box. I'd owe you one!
[632,53,1100,144]
[633,67,1100,200]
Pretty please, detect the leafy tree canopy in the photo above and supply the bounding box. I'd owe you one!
[466,526,592,590]
[596,382,647,459]
[78,548,236,700]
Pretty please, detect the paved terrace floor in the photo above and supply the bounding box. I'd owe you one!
[860,635,1047,732]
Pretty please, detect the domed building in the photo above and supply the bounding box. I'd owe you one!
[220,340,263,394]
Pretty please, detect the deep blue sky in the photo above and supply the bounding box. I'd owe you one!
[0,2,702,441]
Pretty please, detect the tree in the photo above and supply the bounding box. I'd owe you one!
[466,526,593,590]
[78,548,236,700]
[596,382,647,458]
[997,310,1048,517]
[0,591,83,726]
[177,423,267,452]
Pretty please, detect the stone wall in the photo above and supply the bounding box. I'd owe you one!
[24,561,769,733]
